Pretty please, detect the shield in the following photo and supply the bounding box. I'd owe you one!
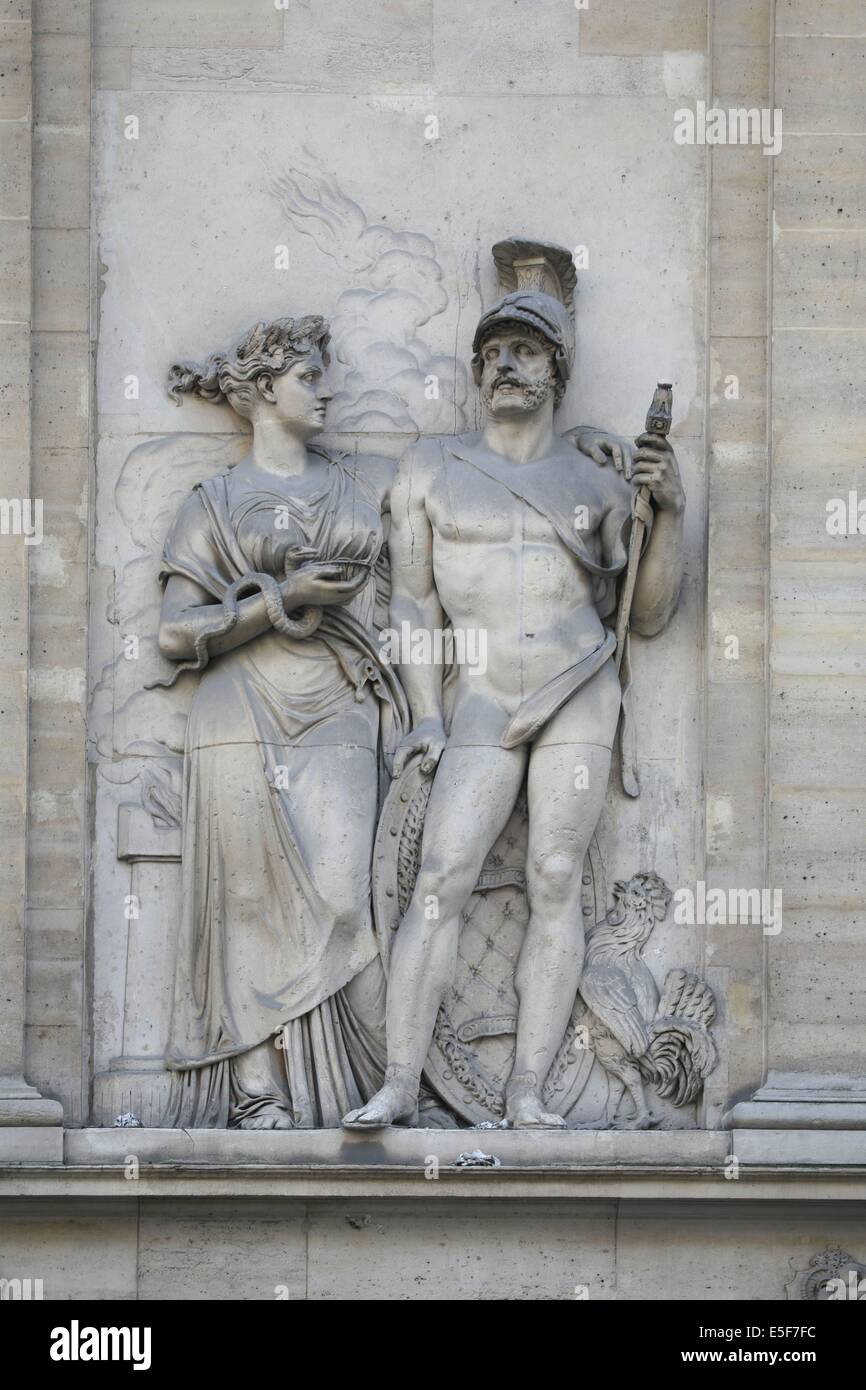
[372,756,607,1125]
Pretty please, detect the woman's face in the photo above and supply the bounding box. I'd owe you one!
[267,349,333,437]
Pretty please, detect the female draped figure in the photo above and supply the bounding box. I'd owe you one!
[153,315,410,1128]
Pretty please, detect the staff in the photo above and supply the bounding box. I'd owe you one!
[614,382,673,673]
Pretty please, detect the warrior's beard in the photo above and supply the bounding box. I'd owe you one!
[482,366,556,415]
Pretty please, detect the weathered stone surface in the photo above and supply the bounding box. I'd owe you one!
[434,0,670,94]
[33,33,89,124]
[92,44,130,89]
[772,330,866,446]
[1,2,30,25]
[0,19,31,118]
[774,134,866,229]
[32,230,89,332]
[713,42,770,102]
[94,0,283,51]
[0,122,29,218]
[776,37,866,130]
[712,143,771,230]
[0,1204,137,1294]
[33,0,89,34]
[32,123,89,228]
[714,0,772,48]
[775,229,866,328]
[0,218,29,324]
[580,0,707,55]
[617,1200,866,1298]
[709,337,767,441]
[138,1203,307,1301]
[771,679,866,790]
[776,0,866,35]
[130,0,434,95]
[307,1201,615,1301]
[0,323,30,442]
[0,1127,63,1162]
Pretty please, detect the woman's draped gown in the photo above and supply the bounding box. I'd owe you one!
[158,453,408,1127]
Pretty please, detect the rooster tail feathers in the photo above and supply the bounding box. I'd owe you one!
[656,967,716,1029]
[640,1017,718,1107]
[639,971,718,1107]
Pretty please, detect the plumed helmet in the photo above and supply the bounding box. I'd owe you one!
[471,238,577,390]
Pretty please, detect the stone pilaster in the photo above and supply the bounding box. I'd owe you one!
[702,0,772,1126]
[0,0,63,1156]
[728,0,866,1140]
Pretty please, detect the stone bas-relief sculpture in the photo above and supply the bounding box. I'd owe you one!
[344,240,694,1130]
[152,240,716,1132]
[372,822,718,1127]
[579,874,716,1127]
[153,316,409,1129]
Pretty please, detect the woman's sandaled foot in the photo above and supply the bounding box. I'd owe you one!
[505,1072,566,1129]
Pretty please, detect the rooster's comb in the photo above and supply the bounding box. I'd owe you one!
[613,872,672,922]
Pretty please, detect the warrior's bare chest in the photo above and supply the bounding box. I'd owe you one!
[427,461,584,546]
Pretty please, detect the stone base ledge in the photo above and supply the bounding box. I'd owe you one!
[64,1125,729,1171]
[0,1128,863,1201]
[727,1100,866,1130]
[731,1127,866,1166]
[726,1073,866,1131]
[0,1126,64,1164]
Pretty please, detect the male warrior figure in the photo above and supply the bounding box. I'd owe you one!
[344,240,685,1128]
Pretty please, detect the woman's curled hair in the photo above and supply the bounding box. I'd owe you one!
[167,315,331,417]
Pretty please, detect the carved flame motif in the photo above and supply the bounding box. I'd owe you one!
[268,160,469,433]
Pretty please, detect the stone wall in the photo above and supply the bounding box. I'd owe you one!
[25,0,92,1128]
[766,2,866,1089]
[3,1192,866,1301]
[0,0,864,1303]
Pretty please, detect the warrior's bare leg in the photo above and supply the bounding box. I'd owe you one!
[342,743,526,1128]
[507,676,618,1126]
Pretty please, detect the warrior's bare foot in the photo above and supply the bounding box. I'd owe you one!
[342,1065,420,1130]
[505,1072,566,1129]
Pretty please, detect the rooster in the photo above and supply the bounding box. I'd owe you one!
[579,872,717,1128]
